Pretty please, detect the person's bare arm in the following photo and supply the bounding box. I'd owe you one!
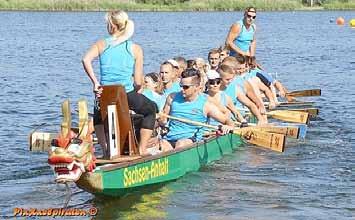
[250,25,257,56]
[274,80,288,97]
[225,95,245,122]
[205,101,233,126]
[207,96,229,115]
[255,77,276,108]
[237,89,266,124]
[225,23,249,56]
[244,80,266,113]
[82,40,105,94]
[132,44,144,91]
[159,93,175,125]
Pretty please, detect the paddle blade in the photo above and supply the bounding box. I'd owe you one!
[286,89,321,97]
[289,108,319,118]
[234,129,285,152]
[78,99,89,138]
[268,110,310,124]
[251,126,299,139]
[29,132,57,152]
[61,100,72,137]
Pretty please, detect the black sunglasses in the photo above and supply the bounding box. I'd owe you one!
[179,83,196,90]
[247,14,256,19]
[208,79,221,85]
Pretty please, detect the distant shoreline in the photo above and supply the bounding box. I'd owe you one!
[0,0,354,12]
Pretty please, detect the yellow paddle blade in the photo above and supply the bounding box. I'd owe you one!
[250,126,299,139]
[234,122,299,139]
[29,132,57,152]
[267,110,309,124]
[289,108,319,117]
[286,89,321,97]
[234,128,285,152]
[61,99,71,137]
[78,99,89,138]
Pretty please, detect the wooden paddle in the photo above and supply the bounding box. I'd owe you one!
[235,122,300,139]
[29,132,57,152]
[264,101,315,107]
[61,99,71,138]
[160,113,285,152]
[266,106,319,118]
[29,131,98,152]
[266,110,309,124]
[242,108,310,124]
[29,100,71,152]
[78,99,89,139]
[288,108,319,118]
[286,89,321,97]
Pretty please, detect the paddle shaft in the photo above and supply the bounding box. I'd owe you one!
[264,101,315,107]
[161,113,285,152]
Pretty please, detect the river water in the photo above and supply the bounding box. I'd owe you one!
[0,11,354,219]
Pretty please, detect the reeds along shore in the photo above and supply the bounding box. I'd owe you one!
[0,0,354,11]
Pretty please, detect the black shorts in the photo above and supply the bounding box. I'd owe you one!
[168,136,197,149]
[94,90,157,130]
[256,72,272,87]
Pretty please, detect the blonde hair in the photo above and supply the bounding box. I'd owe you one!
[105,10,129,35]
[144,72,163,94]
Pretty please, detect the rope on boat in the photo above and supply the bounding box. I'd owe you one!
[63,182,72,208]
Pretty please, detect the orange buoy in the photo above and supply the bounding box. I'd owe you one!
[336,17,345,25]
[350,19,355,28]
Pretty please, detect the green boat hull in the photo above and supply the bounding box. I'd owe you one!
[76,133,242,197]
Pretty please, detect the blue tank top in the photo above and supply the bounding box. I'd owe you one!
[234,76,246,93]
[163,82,180,97]
[244,69,257,80]
[142,89,164,111]
[99,38,135,92]
[161,82,181,103]
[166,92,208,142]
[208,92,228,126]
[230,19,255,56]
[224,77,244,108]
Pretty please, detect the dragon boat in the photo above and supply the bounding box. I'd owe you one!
[76,132,242,196]
[29,85,311,198]
[29,85,251,198]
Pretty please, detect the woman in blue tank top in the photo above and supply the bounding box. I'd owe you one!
[142,72,165,111]
[82,10,157,156]
[205,70,246,126]
[225,7,257,57]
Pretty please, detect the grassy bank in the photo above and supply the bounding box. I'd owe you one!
[0,0,354,11]
[323,0,355,9]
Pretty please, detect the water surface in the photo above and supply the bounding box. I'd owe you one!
[0,11,354,219]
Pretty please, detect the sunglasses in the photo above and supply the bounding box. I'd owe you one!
[179,83,196,90]
[247,14,256,19]
[208,79,221,85]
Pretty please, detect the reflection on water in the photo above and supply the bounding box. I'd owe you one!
[92,184,172,220]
